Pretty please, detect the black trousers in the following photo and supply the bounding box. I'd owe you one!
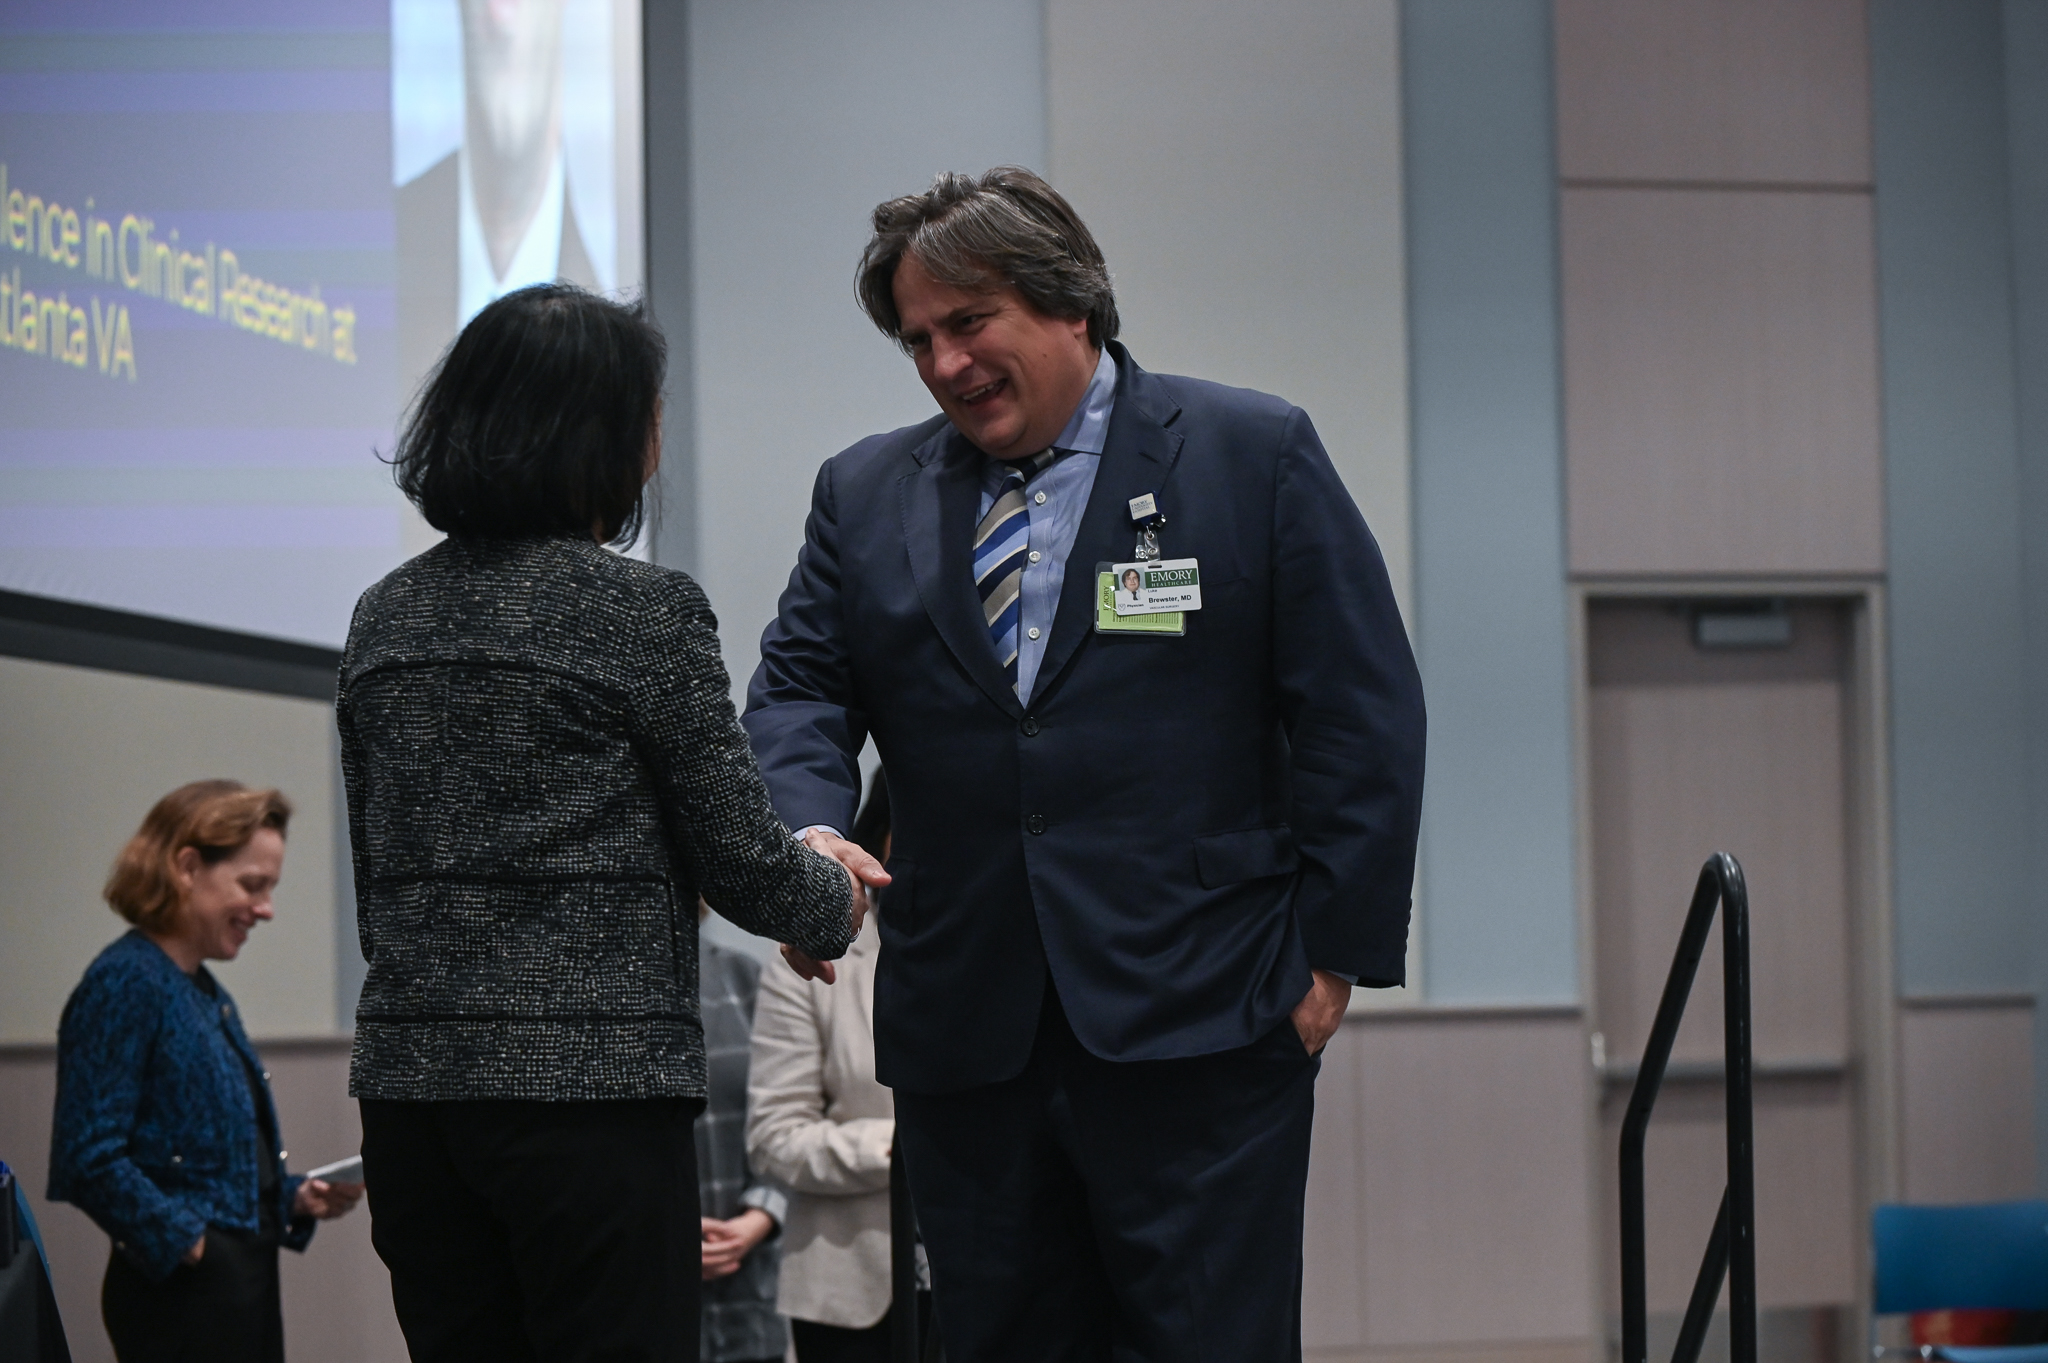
[894,983,1320,1363]
[359,1097,705,1363]
[102,1224,283,1363]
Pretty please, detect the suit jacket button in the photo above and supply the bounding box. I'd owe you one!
[1020,716,1040,737]
[1026,814,1046,835]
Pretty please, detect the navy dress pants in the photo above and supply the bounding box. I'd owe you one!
[893,981,1320,1363]
[102,1224,282,1363]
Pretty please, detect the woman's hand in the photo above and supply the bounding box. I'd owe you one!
[699,1209,775,1280]
[293,1178,365,1220]
[183,1233,206,1266]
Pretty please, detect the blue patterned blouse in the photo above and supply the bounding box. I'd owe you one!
[48,930,313,1281]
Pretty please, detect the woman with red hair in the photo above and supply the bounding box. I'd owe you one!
[49,780,362,1363]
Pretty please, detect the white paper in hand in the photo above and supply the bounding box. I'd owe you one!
[303,1155,364,1185]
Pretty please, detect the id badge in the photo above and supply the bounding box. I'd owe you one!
[1094,563,1183,635]
[1109,559,1202,616]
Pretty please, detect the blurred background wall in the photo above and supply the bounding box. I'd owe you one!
[2,3,2046,1361]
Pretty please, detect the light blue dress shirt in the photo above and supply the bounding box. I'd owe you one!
[976,345,1117,705]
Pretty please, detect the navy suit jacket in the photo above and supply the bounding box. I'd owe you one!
[745,344,1424,1094]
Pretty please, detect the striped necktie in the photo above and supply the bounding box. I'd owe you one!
[973,449,1057,693]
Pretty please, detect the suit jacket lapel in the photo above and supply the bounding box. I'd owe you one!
[899,427,1023,716]
[1034,348,1184,701]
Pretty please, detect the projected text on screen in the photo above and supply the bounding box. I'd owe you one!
[2,164,361,378]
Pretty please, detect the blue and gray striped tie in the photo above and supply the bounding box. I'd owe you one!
[973,450,1056,693]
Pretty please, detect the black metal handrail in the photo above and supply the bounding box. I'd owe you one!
[1620,852,1756,1363]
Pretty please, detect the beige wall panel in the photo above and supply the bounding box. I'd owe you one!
[1046,0,1412,615]
[1562,189,1884,576]
[268,1040,406,1361]
[1589,604,1851,1067]
[1599,1077,1858,1313]
[1753,1080,1860,1306]
[0,657,338,1043]
[1555,0,1872,185]
[1898,1001,2038,1204]
[1307,1344,1592,1363]
[1304,1027,1367,1350]
[1353,1015,1594,1346]
[1,1044,397,1363]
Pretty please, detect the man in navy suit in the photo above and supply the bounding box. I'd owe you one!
[744,167,1424,1362]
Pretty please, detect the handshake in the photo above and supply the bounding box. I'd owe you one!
[782,827,891,984]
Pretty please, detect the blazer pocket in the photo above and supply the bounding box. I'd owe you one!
[1192,826,1299,889]
[879,857,915,932]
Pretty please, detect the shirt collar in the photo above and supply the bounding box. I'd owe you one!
[1051,345,1118,454]
[975,345,1118,486]
[458,144,568,327]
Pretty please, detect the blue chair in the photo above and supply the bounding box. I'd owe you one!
[1873,1201,2048,1361]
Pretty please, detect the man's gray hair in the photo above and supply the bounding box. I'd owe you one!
[857,167,1120,350]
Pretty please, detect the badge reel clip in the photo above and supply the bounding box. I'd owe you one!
[1128,493,1165,561]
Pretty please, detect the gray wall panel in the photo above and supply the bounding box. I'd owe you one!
[685,0,1045,694]
[1403,0,1580,1004]
[644,0,699,575]
[1871,1,2032,998]
[1044,0,1412,616]
[2006,0,2048,1190]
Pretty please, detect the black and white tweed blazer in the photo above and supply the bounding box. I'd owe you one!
[337,535,853,1102]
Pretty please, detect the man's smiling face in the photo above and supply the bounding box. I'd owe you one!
[892,253,1098,462]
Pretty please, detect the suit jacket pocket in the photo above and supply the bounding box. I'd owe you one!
[1192,826,1299,889]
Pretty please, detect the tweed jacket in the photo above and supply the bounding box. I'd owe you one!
[747,912,893,1329]
[49,931,314,1282]
[338,535,854,1102]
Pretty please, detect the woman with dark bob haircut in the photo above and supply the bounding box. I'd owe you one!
[341,284,858,1363]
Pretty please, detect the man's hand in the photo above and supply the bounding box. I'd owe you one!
[782,829,892,984]
[292,1178,365,1220]
[1290,968,1352,1055]
[700,1209,775,1280]
[805,828,891,927]
[183,1233,206,1266]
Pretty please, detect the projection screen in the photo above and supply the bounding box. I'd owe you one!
[0,0,644,648]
